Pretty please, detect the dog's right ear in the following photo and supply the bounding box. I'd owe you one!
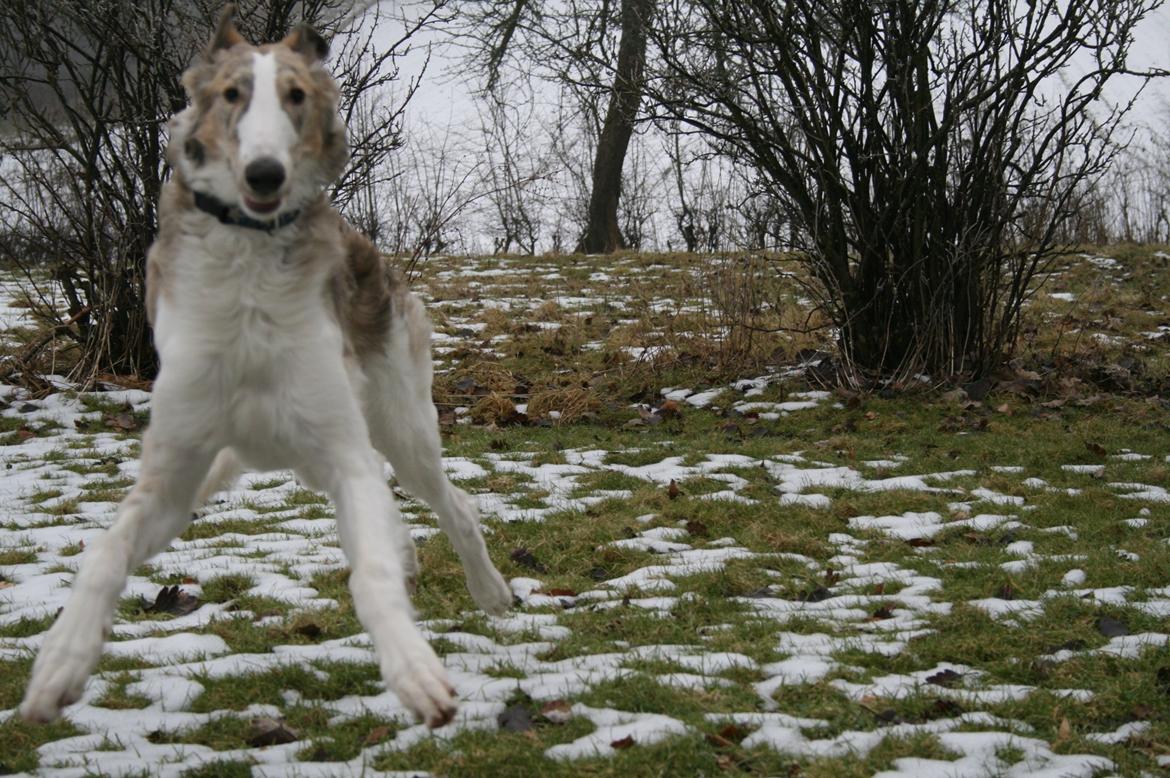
[204,4,245,60]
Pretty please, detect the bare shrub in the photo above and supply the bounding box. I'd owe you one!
[649,0,1163,381]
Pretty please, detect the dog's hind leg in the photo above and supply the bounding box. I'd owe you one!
[366,293,512,616]
[193,447,244,507]
[20,431,212,722]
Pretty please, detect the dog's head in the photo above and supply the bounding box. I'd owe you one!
[169,5,348,220]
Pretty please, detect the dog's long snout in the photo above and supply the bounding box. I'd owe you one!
[244,157,286,196]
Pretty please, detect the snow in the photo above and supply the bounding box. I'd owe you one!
[1,271,1166,775]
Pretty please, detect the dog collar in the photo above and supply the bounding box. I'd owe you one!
[192,191,301,232]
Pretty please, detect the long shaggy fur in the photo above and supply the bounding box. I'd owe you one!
[20,8,510,729]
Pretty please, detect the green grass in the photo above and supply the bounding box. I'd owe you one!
[4,248,1170,774]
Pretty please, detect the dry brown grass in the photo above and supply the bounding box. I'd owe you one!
[526,386,602,424]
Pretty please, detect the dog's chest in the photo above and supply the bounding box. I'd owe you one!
[157,229,341,381]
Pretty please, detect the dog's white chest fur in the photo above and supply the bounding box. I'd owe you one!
[152,224,349,469]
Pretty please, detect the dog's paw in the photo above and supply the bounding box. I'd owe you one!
[469,565,513,616]
[20,644,98,723]
[383,640,457,728]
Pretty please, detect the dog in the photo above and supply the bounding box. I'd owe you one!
[20,7,512,728]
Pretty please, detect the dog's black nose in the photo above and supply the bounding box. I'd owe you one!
[244,157,286,196]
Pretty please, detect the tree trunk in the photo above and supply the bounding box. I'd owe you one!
[578,0,652,254]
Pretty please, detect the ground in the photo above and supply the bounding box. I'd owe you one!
[0,249,1169,777]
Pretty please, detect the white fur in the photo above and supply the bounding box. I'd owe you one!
[238,52,296,172]
[20,54,511,728]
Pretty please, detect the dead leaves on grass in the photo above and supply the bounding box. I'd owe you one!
[139,585,200,617]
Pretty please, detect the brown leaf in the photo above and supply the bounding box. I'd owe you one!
[539,700,573,725]
[610,735,635,750]
[141,585,201,616]
[104,411,140,432]
[542,588,577,597]
[248,717,299,747]
[926,669,963,688]
[509,547,548,573]
[364,725,395,746]
[1054,717,1071,746]
[657,400,683,419]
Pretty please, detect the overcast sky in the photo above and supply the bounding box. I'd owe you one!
[387,3,1170,139]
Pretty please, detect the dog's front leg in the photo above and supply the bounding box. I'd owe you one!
[310,449,456,727]
[20,432,213,722]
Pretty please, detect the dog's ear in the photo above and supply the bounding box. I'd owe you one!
[281,24,329,64]
[205,4,245,59]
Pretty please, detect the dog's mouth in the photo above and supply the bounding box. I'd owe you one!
[243,196,282,215]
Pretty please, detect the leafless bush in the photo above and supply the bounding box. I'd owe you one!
[477,92,550,255]
[649,0,1163,382]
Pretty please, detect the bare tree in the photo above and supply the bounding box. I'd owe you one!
[648,0,1163,380]
[0,0,442,381]
[452,0,654,254]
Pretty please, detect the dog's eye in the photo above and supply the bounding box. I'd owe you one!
[223,86,240,103]
[289,87,305,105]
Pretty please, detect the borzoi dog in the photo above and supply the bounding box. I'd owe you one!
[20,8,511,728]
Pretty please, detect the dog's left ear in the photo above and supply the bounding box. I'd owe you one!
[205,4,246,59]
[281,24,329,64]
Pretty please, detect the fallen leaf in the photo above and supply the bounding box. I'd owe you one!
[498,703,534,733]
[1095,615,1129,638]
[363,725,394,746]
[1156,666,1170,695]
[538,700,572,725]
[610,735,635,750]
[248,717,299,747]
[926,669,963,687]
[801,586,832,603]
[542,587,577,597]
[927,698,964,718]
[963,378,994,401]
[141,585,201,616]
[1053,717,1071,746]
[509,547,548,573]
[657,399,683,419]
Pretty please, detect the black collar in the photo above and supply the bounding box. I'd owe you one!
[192,190,301,232]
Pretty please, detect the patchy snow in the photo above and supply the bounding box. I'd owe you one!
[2,267,1167,775]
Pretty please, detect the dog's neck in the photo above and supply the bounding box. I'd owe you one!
[191,190,302,233]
